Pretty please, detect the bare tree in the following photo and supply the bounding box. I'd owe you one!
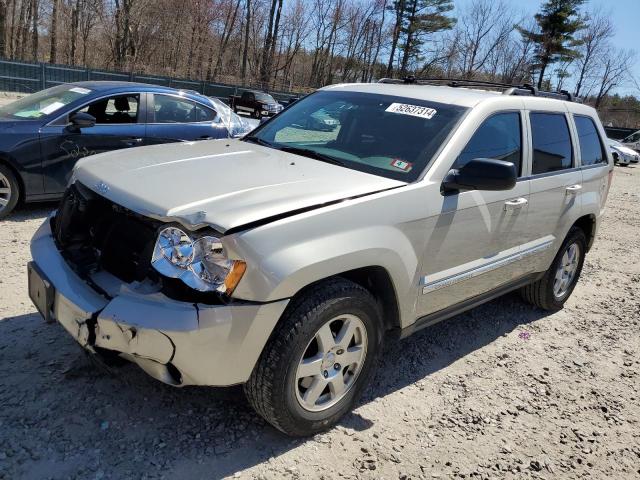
[49,0,58,62]
[0,0,6,57]
[240,0,250,84]
[593,47,635,108]
[457,0,516,79]
[573,9,613,97]
[259,0,283,85]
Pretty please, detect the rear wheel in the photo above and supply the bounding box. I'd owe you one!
[244,278,383,437]
[521,227,586,311]
[0,164,20,219]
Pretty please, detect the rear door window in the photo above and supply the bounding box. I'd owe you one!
[153,95,217,123]
[530,113,573,174]
[455,112,522,175]
[574,115,606,166]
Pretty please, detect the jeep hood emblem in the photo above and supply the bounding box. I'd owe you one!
[95,181,109,194]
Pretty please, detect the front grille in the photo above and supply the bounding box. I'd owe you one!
[53,183,159,284]
[53,183,226,305]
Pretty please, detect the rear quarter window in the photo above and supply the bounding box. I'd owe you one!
[574,115,606,166]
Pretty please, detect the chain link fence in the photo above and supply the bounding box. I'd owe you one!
[0,58,299,104]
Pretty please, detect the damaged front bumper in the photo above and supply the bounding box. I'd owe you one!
[29,219,289,387]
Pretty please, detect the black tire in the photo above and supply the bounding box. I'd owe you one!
[252,108,261,119]
[244,278,383,437]
[520,227,587,311]
[0,163,20,220]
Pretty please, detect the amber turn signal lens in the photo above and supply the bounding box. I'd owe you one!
[224,261,247,295]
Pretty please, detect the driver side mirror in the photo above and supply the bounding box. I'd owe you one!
[442,158,516,193]
[68,112,96,130]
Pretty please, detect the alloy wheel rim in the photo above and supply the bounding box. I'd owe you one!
[553,242,580,299]
[294,314,368,412]
[0,172,11,211]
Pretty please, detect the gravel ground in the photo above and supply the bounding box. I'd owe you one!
[1,163,639,479]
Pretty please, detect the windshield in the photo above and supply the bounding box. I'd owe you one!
[246,90,467,181]
[0,84,92,120]
[255,93,275,103]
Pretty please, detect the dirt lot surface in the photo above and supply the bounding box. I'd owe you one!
[1,164,639,480]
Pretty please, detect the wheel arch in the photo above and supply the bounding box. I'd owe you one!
[572,214,597,251]
[337,266,401,332]
[278,265,402,334]
[0,153,25,203]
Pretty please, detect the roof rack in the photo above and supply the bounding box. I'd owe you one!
[377,76,581,103]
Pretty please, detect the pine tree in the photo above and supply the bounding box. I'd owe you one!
[518,0,586,89]
[387,0,455,76]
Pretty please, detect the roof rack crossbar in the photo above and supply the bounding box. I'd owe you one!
[377,76,581,103]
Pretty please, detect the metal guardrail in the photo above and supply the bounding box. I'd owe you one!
[0,58,299,103]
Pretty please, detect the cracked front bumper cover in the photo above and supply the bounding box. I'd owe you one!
[29,219,289,387]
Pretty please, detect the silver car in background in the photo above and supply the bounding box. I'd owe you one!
[608,138,639,165]
[28,81,612,436]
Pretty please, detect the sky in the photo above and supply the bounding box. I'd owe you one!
[454,0,640,96]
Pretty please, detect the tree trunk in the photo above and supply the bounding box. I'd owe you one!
[0,1,7,58]
[399,0,417,74]
[241,0,251,85]
[386,0,405,76]
[213,0,241,80]
[259,0,282,86]
[49,0,58,63]
[9,0,17,58]
[16,0,27,58]
[266,0,282,87]
[31,0,38,61]
[69,0,80,65]
[537,62,547,89]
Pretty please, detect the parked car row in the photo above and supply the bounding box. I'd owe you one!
[27,79,612,436]
[608,138,639,166]
[0,82,257,218]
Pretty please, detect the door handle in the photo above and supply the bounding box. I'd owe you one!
[121,138,143,146]
[565,184,582,194]
[504,197,528,211]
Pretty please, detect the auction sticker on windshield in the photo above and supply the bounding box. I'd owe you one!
[385,103,437,119]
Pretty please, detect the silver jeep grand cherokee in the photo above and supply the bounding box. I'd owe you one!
[28,81,613,436]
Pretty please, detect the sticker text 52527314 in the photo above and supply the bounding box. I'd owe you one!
[385,103,437,119]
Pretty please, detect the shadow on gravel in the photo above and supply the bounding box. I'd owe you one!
[2,202,57,223]
[0,291,550,479]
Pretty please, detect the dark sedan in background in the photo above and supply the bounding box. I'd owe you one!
[0,81,253,218]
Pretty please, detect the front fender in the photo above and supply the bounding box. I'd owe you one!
[223,186,431,328]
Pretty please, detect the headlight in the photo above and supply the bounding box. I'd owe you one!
[151,226,246,294]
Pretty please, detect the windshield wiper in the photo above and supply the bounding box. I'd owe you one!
[278,146,346,167]
[243,136,274,148]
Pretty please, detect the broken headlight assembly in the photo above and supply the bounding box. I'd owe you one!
[151,226,246,295]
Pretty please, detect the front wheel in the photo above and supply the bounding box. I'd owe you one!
[521,227,586,311]
[0,164,20,219]
[244,278,383,437]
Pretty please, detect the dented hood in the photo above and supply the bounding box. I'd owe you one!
[74,139,405,232]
